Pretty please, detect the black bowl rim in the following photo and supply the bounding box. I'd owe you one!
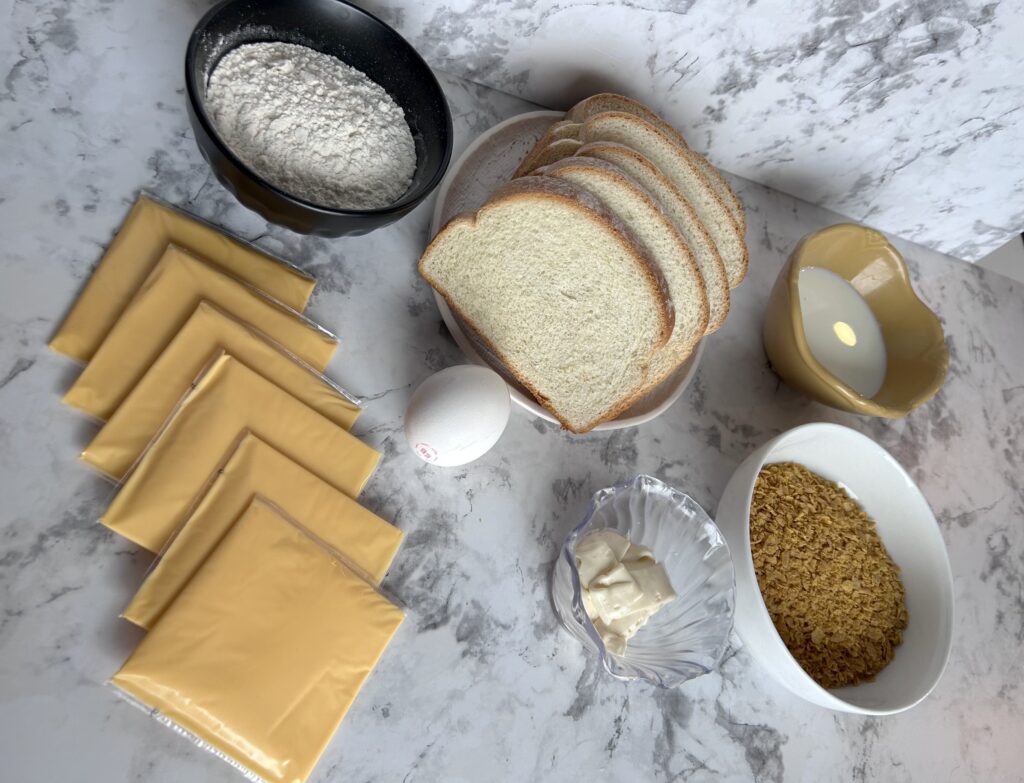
[184,0,453,218]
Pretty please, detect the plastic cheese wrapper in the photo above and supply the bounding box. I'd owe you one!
[49,193,315,362]
[63,244,337,421]
[81,301,361,480]
[100,354,380,553]
[111,496,404,783]
[123,432,403,629]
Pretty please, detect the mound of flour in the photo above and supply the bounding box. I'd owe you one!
[206,42,416,211]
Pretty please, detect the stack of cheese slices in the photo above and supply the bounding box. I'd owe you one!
[420,93,748,433]
[50,194,405,783]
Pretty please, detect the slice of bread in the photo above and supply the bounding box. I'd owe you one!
[688,151,746,233]
[420,176,673,433]
[514,134,582,178]
[535,156,708,391]
[578,112,749,288]
[567,92,690,150]
[567,93,746,232]
[575,141,731,333]
[511,112,747,287]
[547,120,581,142]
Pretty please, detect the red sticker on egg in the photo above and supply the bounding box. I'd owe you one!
[415,443,438,462]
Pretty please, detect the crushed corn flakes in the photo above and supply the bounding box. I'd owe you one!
[750,462,908,689]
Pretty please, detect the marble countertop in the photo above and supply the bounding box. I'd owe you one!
[2,2,1023,781]
[358,0,1024,264]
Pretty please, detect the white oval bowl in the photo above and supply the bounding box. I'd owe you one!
[715,422,954,714]
[428,110,703,431]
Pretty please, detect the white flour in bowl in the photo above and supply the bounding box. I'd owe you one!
[205,41,416,210]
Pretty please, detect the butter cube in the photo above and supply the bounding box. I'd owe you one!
[588,562,644,623]
[622,541,655,564]
[628,561,678,613]
[575,534,621,587]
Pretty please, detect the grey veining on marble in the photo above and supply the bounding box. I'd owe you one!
[358,0,1024,263]
[2,1,1024,781]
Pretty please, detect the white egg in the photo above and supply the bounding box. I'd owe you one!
[404,365,511,467]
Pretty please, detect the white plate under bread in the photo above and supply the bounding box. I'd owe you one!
[428,110,704,432]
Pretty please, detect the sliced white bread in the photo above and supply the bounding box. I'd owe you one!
[578,112,748,287]
[535,156,707,391]
[566,93,746,232]
[547,120,580,142]
[420,176,673,433]
[514,134,582,178]
[566,92,690,150]
[575,141,731,333]
[512,115,747,287]
[517,90,686,178]
[688,152,746,233]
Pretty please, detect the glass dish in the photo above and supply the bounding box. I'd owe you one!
[551,475,735,687]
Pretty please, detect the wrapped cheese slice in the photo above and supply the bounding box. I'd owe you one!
[50,194,315,362]
[63,244,336,420]
[112,496,404,783]
[101,354,379,553]
[123,433,403,629]
[81,301,360,480]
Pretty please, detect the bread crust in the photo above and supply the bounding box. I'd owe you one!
[419,176,675,432]
[687,150,746,232]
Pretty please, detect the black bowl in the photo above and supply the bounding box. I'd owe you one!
[185,0,453,237]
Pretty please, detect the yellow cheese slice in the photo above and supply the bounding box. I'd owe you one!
[112,496,404,783]
[63,245,337,420]
[81,302,360,480]
[49,194,316,362]
[123,433,403,629]
[101,354,379,553]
